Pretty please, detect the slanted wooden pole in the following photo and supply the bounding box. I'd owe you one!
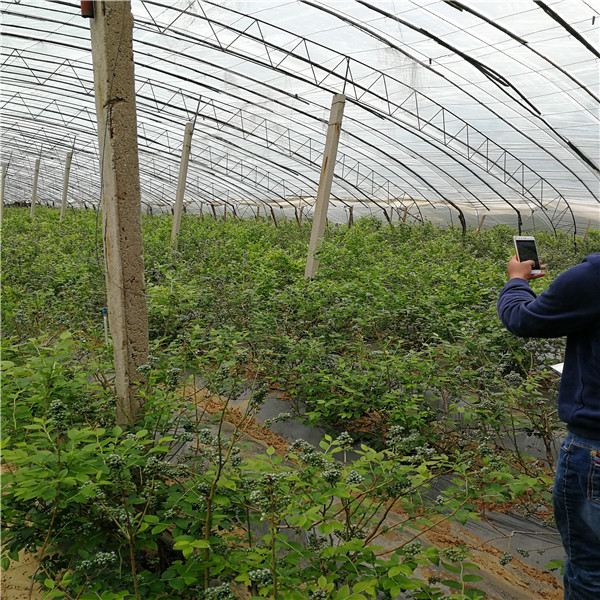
[89,0,149,426]
[30,158,40,218]
[171,122,194,247]
[475,214,486,237]
[583,219,592,242]
[304,93,345,278]
[0,163,7,221]
[60,151,73,221]
[270,206,278,228]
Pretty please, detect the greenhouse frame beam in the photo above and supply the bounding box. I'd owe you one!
[148,3,586,230]
[442,0,600,106]
[4,21,593,224]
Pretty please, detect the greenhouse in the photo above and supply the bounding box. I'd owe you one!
[1,1,599,599]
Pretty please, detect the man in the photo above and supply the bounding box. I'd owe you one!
[497,251,600,600]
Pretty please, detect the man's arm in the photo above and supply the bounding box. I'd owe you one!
[497,255,600,338]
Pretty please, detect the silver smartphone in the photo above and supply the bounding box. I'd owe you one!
[513,235,541,274]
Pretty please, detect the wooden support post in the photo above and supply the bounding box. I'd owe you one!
[304,94,345,278]
[255,205,260,220]
[270,206,278,228]
[0,163,7,221]
[475,214,486,237]
[583,219,592,242]
[348,205,354,227]
[31,158,40,218]
[171,122,194,247]
[402,207,408,222]
[60,151,73,221]
[89,0,149,426]
[295,206,302,228]
[211,204,217,219]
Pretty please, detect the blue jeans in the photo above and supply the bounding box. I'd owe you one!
[553,432,600,600]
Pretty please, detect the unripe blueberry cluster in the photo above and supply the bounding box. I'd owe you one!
[202,582,235,599]
[166,367,181,388]
[402,542,422,558]
[335,431,354,450]
[105,453,126,470]
[144,456,175,477]
[322,464,342,485]
[48,399,67,429]
[264,412,292,427]
[443,547,466,562]
[136,363,152,376]
[248,568,272,586]
[76,551,117,572]
[345,470,363,486]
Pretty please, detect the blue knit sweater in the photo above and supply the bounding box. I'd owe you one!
[497,253,600,440]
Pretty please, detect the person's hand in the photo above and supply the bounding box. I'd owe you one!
[507,255,546,280]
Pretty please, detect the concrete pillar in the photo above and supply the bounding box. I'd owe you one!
[475,214,486,237]
[60,152,73,221]
[171,122,194,247]
[0,163,7,220]
[304,94,345,278]
[583,219,592,242]
[270,205,278,228]
[89,0,149,426]
[31,158,40,218]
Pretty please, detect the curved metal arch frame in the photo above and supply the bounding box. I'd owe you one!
[1,3,596,234]
[138,0,593,231]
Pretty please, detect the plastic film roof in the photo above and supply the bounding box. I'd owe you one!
[1,0,599,233]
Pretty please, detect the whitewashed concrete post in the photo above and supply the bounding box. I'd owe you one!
[304,94,345,278]
[89,0,149,425]
[0,163,7,221]
[171,122,194,247]
[60,151,73,221]
[30,158,40,218]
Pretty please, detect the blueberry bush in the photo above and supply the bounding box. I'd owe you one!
[2,207,598,599]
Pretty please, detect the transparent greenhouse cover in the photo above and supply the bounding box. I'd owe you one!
[1,0,599,233]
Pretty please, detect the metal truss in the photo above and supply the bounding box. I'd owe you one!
[1,0,598,235]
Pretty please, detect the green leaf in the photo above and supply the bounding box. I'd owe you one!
[44,578,55,589]
[334,585,351,599]
[441,579,462,590]
[441,562,462,574]
[464,589,487,599]
[462,574,483,583]
[353,578,377,593]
